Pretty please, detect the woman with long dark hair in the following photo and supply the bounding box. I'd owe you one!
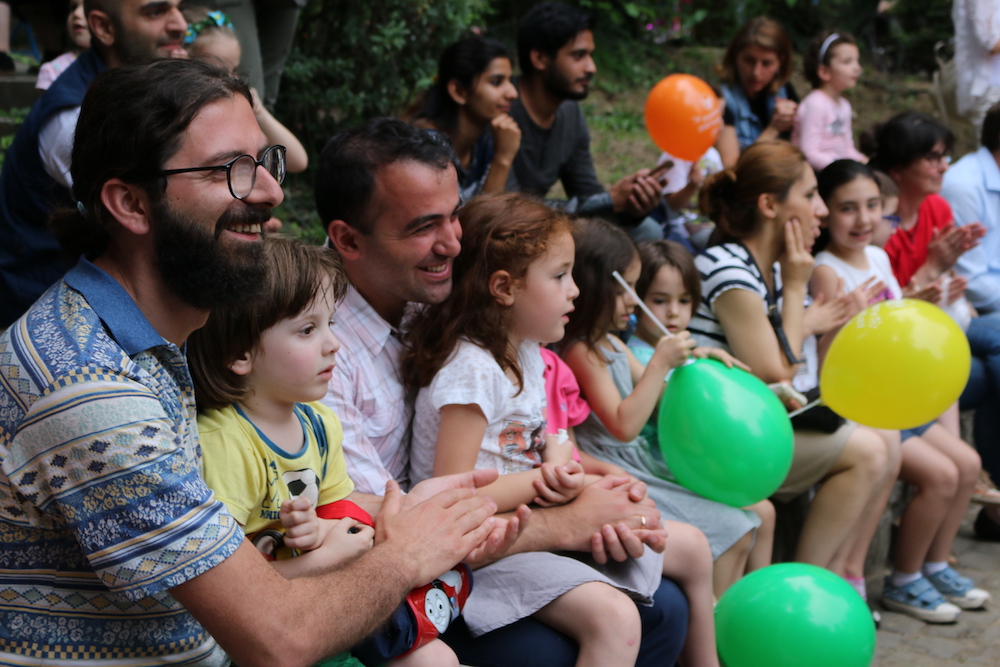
[409,35,520,201]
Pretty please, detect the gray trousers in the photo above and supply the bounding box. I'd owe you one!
[204,0,301,110]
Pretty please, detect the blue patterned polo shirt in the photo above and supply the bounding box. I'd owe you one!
[0,259,243,666]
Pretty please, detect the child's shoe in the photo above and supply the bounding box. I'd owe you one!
[881,575,961,623]
[924,566,991,609]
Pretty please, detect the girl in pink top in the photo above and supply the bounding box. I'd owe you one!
[792,31,867,171]
[541,346,631,477]
[36,0,90,91]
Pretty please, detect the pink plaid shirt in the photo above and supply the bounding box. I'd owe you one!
[322,285,413,493]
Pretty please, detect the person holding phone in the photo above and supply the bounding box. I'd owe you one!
[657,146,723,252]
[507,2,665,241]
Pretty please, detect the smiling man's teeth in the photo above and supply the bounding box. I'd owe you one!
[424,264,447,273]
[228,223,262,234]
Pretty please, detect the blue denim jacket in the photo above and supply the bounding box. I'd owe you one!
[723,83,793,150]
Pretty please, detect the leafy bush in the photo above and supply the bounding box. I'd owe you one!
[884,0,953,74]
[275,0,491,159]
[0,108,30,173]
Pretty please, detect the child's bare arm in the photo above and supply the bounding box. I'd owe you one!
[566,336,693,444]
[541,432,574,466]
[251,88,308,173]
[435,403,548,512]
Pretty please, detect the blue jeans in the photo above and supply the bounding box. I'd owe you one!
[960,312,1000,479]
[625,217,667,244]
[440,576,689,667]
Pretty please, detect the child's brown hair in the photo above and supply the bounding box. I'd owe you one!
[188,236,347,410]
[403,192,572,392]
[636,240,702,313]
[561,217,639,358]
[803,30,858,89]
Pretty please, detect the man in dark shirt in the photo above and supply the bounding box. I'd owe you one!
[508,1,664,240]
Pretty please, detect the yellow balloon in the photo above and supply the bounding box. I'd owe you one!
[820,299,970,430]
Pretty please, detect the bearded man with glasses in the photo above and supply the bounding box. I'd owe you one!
[0,59,507,667]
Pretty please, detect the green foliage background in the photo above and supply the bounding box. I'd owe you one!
[275,0,491,157]
[277,0,953,151]
[0,0,957,211]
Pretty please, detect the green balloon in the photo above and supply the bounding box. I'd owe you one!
[657,358,793,506]
[715,563,876,667]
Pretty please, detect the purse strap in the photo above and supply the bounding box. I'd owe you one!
[737,242,804,365]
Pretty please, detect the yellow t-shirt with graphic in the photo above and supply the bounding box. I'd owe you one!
[198,401,354,555]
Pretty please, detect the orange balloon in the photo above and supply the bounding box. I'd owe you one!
[645,74,722,162]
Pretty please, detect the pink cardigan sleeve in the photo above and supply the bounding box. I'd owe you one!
[794,91,838,171]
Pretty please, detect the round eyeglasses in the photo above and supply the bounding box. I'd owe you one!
[160,144,286,200]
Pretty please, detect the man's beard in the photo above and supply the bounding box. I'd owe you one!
[110,15,171,64]
[543,65,591,101]
[152,199,269,310]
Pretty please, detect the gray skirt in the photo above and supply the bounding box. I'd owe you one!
[462,548,663,636]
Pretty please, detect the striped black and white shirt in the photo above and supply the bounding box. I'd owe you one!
[689,242,818,392]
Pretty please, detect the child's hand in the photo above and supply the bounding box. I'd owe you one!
[249,87,265,116]
[532,461,587,507]
[313,518,376,569]
[844,277,887,314]
[804,276,886,336]
[649,330,696,373]
[691,346,751,371]
[946,271,968,305]
[814,277,885,333]
[903,276,944,303]
[688,161,705,188]
[803,290,851,336]
[280,496,323,552]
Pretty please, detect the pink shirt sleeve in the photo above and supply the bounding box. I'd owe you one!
[795,91,836,171]
[540,347,591,433]
[794,91,864,171]
[35,52,78,91]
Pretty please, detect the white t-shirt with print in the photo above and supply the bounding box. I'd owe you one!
[410,339,548,484]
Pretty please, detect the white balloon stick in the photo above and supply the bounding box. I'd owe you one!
[787,398,822,418]
[612,270,674,339]
[614,269,818,408]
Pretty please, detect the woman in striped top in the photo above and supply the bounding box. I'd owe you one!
[689,140,900,611]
